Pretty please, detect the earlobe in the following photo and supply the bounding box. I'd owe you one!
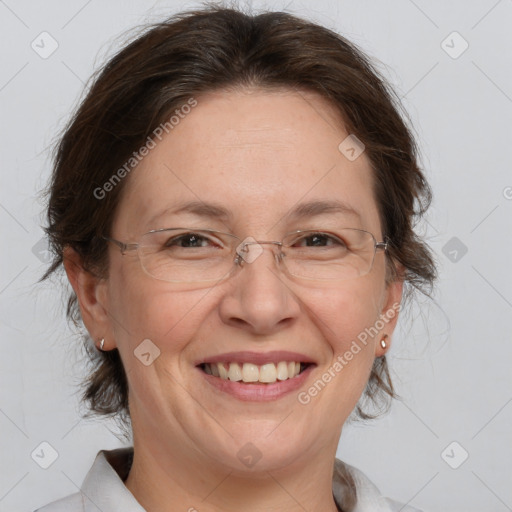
[63,247,112,348]
[375,276,404,357]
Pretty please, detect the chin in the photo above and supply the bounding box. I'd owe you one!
[200,420,316,474]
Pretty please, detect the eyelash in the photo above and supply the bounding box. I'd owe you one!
[163,231,347,249]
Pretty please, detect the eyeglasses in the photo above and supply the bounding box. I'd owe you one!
[103,227,389,284]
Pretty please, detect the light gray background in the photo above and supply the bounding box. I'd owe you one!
[1,1,511,511]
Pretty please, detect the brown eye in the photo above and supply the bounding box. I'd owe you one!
[165,233,213,248]
[292,233,347,248]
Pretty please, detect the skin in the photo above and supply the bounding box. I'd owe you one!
[65,88,403,512]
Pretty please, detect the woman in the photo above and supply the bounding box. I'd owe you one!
[36,5,436,512]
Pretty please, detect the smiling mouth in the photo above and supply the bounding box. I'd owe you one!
[199,361,312,384]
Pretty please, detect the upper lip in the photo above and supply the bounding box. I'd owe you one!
[195,350,317,366]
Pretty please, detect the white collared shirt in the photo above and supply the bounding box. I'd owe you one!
[34,448,423,512]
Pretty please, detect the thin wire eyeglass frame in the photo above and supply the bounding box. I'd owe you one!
[103,227,389,284]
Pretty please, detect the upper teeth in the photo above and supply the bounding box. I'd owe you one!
[203,361,303,383]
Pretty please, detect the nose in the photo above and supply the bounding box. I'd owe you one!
[218,242,301,335]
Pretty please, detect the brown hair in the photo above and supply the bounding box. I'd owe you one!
[43,5,436,431]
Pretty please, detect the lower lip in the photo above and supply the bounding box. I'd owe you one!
[197,365,315,401]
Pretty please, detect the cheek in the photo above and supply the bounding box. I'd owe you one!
[307,275,383,348]
[106,276,216,414]
[106,264,210,358]
[302,278,384,406]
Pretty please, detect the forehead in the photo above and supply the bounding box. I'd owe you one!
[112,88,381,236]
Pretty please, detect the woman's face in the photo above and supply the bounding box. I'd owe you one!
[98,88,402,472]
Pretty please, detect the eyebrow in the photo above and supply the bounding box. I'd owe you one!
[147,199,361,227]
[287,199,361,221]
[147,201,232,226]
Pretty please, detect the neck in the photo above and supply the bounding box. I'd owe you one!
[124,435,340,512]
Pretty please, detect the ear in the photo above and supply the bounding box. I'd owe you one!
[63,246,113,350]
[374,272,404,357]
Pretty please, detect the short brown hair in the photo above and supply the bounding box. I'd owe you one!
[43,5,437,427]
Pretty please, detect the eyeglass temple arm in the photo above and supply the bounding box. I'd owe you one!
[103,236,138,255]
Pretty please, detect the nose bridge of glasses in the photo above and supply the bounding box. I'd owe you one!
[234,239,284,266]
[246,240,283,248]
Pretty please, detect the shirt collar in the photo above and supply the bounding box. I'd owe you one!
[81,448,144,512]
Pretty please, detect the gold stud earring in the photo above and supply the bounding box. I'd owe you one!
[380,334,388,350]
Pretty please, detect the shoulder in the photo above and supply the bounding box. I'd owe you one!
[333,458,425,512]
[33,492,84,512]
